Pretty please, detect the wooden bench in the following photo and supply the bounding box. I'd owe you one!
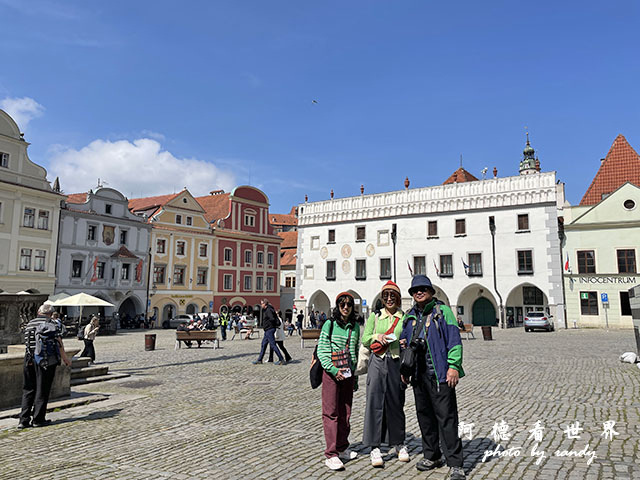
[175,330,219,349]
[231,324,261,340]
[460,323,475,340]
[300,329,322,348]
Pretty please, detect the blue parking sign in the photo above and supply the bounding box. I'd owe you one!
[601,293,608,303]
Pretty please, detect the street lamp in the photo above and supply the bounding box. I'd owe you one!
[391,223,397,283]
[489,216,505,329]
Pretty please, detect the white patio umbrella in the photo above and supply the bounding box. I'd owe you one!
[44,292,70,306]
[53,292,114,321]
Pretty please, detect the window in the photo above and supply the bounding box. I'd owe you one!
[111,268,115,280]
[326,260,336,281]
[413,256,426,276]
[20,248,32,270]
[244,275,252,290]
[428,221,438,237]
[121,264,130,280]
[176,241,186,256]
[328,229,336,244]
[356,226,366,242]
[267,276,274,291]
[257,251,264,265]
[267,252,274,266]
[304,265,314,279]
[176,214,182,224]
[105,204,112,214]
[580,291,598,315]
[620,291,632,316]
[310,236,320,250]
[196,267,207,285]
[356,259,366,280]
[153,265,165,284]
[87,225,97,241]
[244,250,252,265]
[186,216,192,226]
[23,208,35,228]
[440,255,453,277]
[256,276,264,291]
[285,276,296,288]
[223,274,233,290]
[72,259,83,277]
[156,239,166,253]
[379,258,391,279]
[244,214,255,227]
[37,210,49,230]
[120,230,128,245]
[517,214,529,231]
[617,249,636,274]
[0,152,8,168]
[34,250,46,271]
[377,230,389,246]
[173,266,185,285]
[577,250,596,274]
[517,250,533,274]
[468,253,482,276]
[523,286,544,305]
[97,261,105,279]
[455,219,466,236]
[623,199,636,210]
[199,243,208,257]
[224,247,233,262]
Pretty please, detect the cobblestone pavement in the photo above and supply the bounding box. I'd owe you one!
[1,327,639,480]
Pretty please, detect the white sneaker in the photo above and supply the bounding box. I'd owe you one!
[370,447,384,467]
[338,449,358,461]
[325,456,345,470]
[396,445,410,462]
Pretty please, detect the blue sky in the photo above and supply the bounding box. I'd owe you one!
[1,0,638,213]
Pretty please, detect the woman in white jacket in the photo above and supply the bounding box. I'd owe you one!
[268,310,292,363]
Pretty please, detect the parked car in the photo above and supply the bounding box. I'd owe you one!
[524,312,554,332]
[162,314,195,329]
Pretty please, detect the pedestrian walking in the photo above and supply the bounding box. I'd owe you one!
[399,275,466,480]
[80,316,100,363]
[361,281,409,467]
[219,309,229,341]
[18,304,72,429]
[318,292,360,471]
[268,311,292,363]
[296,312,304,335]
[252,299,285,365]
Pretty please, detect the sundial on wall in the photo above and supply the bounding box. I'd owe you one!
[366,243,375,257]
[341,244,352,258]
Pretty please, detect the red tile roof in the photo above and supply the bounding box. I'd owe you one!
[128,193,179,212]
[66,193,88,204]
[280,249,297,267]
[580,134,640,205]
[194,193,231,223]
[270,213,298,226]
[442,167,479,185]
[278,231,298,249]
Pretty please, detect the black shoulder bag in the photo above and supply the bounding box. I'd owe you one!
[310,321,333,389]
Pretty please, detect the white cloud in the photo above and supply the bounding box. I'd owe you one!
[48,138,236,198]
[0,97,45,131]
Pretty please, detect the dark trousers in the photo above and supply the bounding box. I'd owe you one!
[269,340,292,362]
[19,358,57,425]
[321,370,354,458]
[413,376,463,467]
[81,339,95,361]
[257,328,283,362]
[220,325,227,340]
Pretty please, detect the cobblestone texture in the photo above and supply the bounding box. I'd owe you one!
[1,328,639,479]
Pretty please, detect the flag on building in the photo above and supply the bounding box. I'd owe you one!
[564,252,571,273]
[135,259,143,282]
[461,257,470,275]
[433,259,440,276]
[407,260,413,277]
[90,257,98,283]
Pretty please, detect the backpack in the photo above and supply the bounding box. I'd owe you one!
[77,322,86,340]
[34,321,61,368]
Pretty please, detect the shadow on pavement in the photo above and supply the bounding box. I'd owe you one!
[117,352,255,373]
[53,408,123,425]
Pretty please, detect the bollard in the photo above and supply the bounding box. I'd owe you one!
[145,333,157,351]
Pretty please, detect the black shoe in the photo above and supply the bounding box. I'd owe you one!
[33,419,52,428]
[416,458,445,471]
[17,422,31,430]
[448,466,466,480]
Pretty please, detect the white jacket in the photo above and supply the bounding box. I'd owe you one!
[274,319,285,341]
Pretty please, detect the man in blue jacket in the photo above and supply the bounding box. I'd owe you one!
[400,275,465,480]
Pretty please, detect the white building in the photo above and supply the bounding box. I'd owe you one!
[56,187,152,323]
[0,110,63,295]
[296,141,566,329]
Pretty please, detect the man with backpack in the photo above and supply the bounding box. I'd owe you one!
[18,304,72,429]
[399,275,466,480]
[252,299,285,365]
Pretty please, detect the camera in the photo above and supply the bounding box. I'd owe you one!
[409,336,426,353]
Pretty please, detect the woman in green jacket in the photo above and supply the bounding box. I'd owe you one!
[317,292,360,471]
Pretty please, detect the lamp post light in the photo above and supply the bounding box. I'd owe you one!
[489,216,505,329]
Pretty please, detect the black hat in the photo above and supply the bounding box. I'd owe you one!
[408,274,436,295]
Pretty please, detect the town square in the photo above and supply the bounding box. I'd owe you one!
[1,2,639,479]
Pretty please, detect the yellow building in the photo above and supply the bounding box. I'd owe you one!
[0,110,63,295]
[129,189,214,326]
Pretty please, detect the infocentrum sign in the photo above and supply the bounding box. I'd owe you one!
[576,276,637,284]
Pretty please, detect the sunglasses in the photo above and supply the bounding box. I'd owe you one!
[382,291,399,300]
[411,286,429,294]
[339,300,353,308]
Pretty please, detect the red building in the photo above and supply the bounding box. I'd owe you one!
[196,186,282,315]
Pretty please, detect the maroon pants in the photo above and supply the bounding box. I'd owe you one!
[321,370,354,458]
